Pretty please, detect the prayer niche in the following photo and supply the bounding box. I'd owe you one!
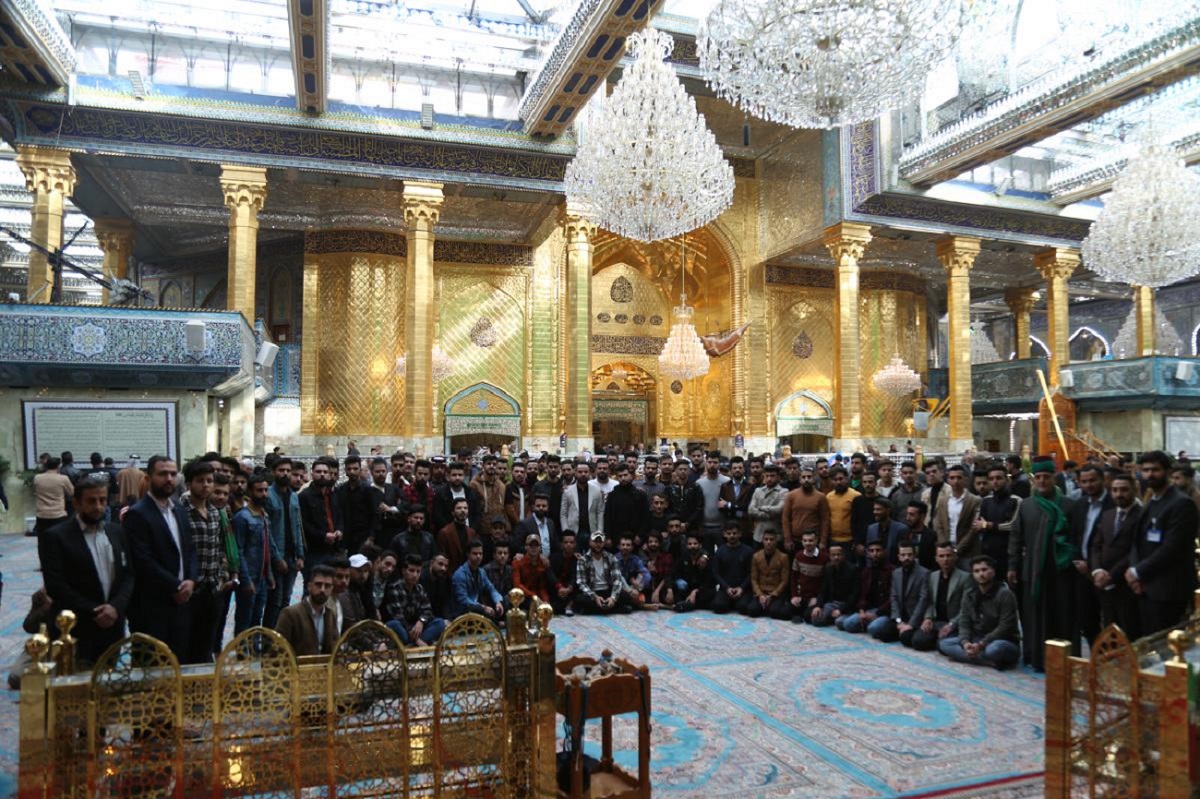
[610,275,634,303]
[792,331,814,359]
[469,316,498,348]
[670,380,684,394]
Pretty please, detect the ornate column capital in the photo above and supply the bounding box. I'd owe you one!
[562,201,598,242]
[935,235,981,276]
[219,165,268,211]
[15,146,76,196]
[1003,286,1038,316]
[93,218,134,251]
[823,222,872,265]
[1033,247,1081,281]
[402,180,444,226]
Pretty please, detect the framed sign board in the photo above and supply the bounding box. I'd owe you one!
[1164,416,1200,459]
[23,401,178,469]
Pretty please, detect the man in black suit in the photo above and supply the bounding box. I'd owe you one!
[1069,464,1114,645]
[1088,472,1141,639]
[334,455,378,553]
[513,492,558,554]
[1126,451,1200,636]
[122,456,197,661]
[299,457,345,584]
[39,476,135,665]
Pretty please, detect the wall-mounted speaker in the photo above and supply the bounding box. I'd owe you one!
[256,341,279,369]
[185,321,206,354]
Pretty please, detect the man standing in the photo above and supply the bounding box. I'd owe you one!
[1126,451,1200,636]
[1006,454,1031,499]
[437,498,476,572]
[433,462,484,532]
[910,543,970,652]
[182,461,230,658]
[299,458,344,583]
[748,464,787,546]
[39,477,134,664]
[710,521,753,614]
[921,460,947,525]
[975,464,1020,579]
[561,461,599,540]
[402,461,436,529]
[876,460,899,499]
[1008,455,1080,671]
[534,454,565,532]
[781,466,830,552]
[123,456,196,661]
[825,467,861,555]
[603,464,650,546]
[33,457,74,537]
[233,474,274,634]
[869,542,929,644]
[335,455,378,552]
[514,493,557,555]
[1089,473,1141,639]
[396,505,435,563]
[867,498,908,558]
[116,455,147,506]
[939,555,1020,669]
[1070,464,1113,644]
[505,461,533,529]
[889,461,922,518]
[265,457,304,629]
[635,455,667,503]
[667,460,703,531]
[275,565,338,656]
[471,454,508,532]
[719,456,754,543]
[934,465,983,564]
[743,530,792,619]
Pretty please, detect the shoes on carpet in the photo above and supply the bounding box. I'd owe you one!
[564,607,574,617]
[673,601,694,613]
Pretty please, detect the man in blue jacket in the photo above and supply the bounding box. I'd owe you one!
[233,474,275,633]
[264,457,305,628]
[449,539,504,621]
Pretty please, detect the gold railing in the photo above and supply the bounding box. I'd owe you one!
[19,591,559,799]
[1064,428,1120,460]
[1045,591,1200,798]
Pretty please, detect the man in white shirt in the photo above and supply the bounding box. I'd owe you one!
[934,464,982,564]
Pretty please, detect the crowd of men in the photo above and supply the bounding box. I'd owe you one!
[28,443,1200,674]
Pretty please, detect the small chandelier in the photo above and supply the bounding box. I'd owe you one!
[872,354,922,395]
[698,0,966,129]
[393,347,456,382]
[564,28,734,242]
[658,236,710,382]
[1081,135,1200,288]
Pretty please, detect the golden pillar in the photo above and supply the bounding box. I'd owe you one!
[220,165,268,324]
[936,236,980,447]
[1033,248,1081,387]
[563,203,597,454]
[823,223,872,448]
[1134,285,1155,357]
[15,146,76,303]
[1004,287,1037,360]
[93,218,134,304]
[402,181,445,450]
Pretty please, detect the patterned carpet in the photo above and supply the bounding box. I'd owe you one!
[0,532,1045,798]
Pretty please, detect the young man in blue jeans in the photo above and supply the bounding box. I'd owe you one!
[383,554,446,646]
[938,555,1021,669]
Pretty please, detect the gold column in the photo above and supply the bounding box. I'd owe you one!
[220,165,268,324]
[823,223,872,447]
[1004,287,1037,359]
[563,203,597,453]
[402,181,444,448]
[528,218,562,443]
[15,146,76,303]
[1134,285,1155,357]
[936,236,980,446]
[93,218,134,304]
[1033,248,1081,387]
[300,256,320,435]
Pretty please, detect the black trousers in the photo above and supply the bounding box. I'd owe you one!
[186,583,221,664]
[740,594,793,620]
[1140,597,1188,638]
[575,589,633,615]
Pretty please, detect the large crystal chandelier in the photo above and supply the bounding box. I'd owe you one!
[698,0,966,129]
[392,345,457,383]
[872,354,922,395]
[658,237,710,381]
[564,28,734,242]
[1081,137,1200,289]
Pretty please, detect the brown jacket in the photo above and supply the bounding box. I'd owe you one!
[437,521,475,573]
[751,548,790,598]
[933,489,983,560]
[275,600,337,657]
[471,475,509,529]
[781,488,831,547]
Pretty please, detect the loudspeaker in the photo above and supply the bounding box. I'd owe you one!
[1059,369,1074,388]
[256,341,279,369]
[1175,361,1195,382]
[185,321,206,354]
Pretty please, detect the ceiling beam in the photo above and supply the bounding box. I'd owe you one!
[287,0,330,115]
[900,19,1200,187]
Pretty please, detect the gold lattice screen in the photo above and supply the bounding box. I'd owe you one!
[301,252,407,436]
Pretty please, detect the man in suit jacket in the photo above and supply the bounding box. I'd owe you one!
[1069,464,1115,644]
[513,492,558,554]
[910,543,971,651]
[275,564,338,657]
[933,466,983,564]
[436,497,476,572]
[298,458,345,583]
[560,461,602,537]
[432,462,484,532]
[1088,473,1141,640]
[122,456,197,662]
[867,541,929,645]
[39,476,135,665]
[1126,451,1200,636]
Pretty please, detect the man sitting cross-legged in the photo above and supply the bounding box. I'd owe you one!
[641,532,675,607]
[576,531,634,615]
[383,554,447,647]
[809,543,860,626]
[938,555,1021,669]
[615,533,655,609]
[549,531,580,616]
[910,543,971,651]
[512,532,557,609]
[742,530,793,619]
[868,541,930,644]
[788,529,828,623]
[671,531,715,612]
[449,539,505,623]
[710,520,754,614]
[837,540,894,633]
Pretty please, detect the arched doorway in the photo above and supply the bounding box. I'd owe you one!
[775,391,834,454]
[592,362,656,449]
[443,383,521,454]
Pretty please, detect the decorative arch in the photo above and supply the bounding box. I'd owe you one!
[775,390,834,439]
[1069,325,1109,360]
[1191,322,1200,356]
[159,280,183,308]
[1029,334,1051,358]
[443,382,521,448]
[268,266,293,325]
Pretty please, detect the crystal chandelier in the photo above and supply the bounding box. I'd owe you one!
[393,346,456,382]
[564,28,734,242]
[872,354,922,395]
[658,236,710,381]
[698,0,966,129]
[1081,136,1200,288]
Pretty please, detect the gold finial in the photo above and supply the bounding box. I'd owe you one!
[25,624,51,674]
[56,609,77,638]
[536,602,554,635]
[508,587,525,609]
[1168,629,1191,663]
[54,610,77,674]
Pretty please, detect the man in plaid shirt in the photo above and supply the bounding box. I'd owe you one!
[181,461,229,663]
[383,554,446,646]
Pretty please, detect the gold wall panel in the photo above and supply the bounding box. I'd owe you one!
[769,290,836,413]
[758,129,825,261]
[435,267,528,435]
[529,215,564,438]
[449,386,519,416]
[591,263,671,338]
[302,251,407,436]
